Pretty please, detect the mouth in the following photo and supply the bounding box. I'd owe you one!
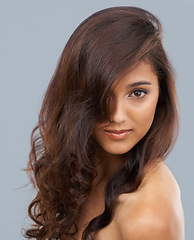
[104,129,132,140]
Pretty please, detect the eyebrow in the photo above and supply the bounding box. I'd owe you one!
[126,81,152,88]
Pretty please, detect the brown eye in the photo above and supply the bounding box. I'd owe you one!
[107,95,112,102]
[131,90,147,98]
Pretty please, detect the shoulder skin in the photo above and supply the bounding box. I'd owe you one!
[114,161,185,240]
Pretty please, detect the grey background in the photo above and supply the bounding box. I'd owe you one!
[0,0,193,239]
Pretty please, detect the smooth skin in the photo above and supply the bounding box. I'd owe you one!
[72,62,185,240]
[94,161,185,240]
[93,61,159,156]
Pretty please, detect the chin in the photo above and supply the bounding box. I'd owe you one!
[103,145,132,155]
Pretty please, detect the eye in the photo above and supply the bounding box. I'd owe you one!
[106,95,112,102]
[130,89,147,98]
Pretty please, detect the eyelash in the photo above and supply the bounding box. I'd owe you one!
[128,89,148,98]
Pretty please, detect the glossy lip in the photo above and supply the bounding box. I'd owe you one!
[104,129,132,140]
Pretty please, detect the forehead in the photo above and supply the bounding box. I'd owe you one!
[111,62,158,91]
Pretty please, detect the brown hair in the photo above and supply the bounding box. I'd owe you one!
[25,6,178,240]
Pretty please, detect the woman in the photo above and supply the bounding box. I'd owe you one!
[25,6,185,240]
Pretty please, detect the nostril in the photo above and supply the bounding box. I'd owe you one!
[109,98,127,124]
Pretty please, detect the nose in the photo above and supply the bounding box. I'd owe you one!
[109,98,127,124]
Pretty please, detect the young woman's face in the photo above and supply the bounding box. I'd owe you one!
[93,62,159,155]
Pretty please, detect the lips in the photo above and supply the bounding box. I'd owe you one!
[104,129,132,140]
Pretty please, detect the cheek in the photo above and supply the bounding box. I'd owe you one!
[130,99,158,133]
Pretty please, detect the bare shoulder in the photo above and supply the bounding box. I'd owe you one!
[113,161,185,240]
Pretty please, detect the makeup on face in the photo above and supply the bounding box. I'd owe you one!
[93,62,159,156]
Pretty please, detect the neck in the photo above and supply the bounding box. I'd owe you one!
[92,147,125,191]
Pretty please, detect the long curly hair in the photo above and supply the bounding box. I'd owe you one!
[25,6,179,240]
